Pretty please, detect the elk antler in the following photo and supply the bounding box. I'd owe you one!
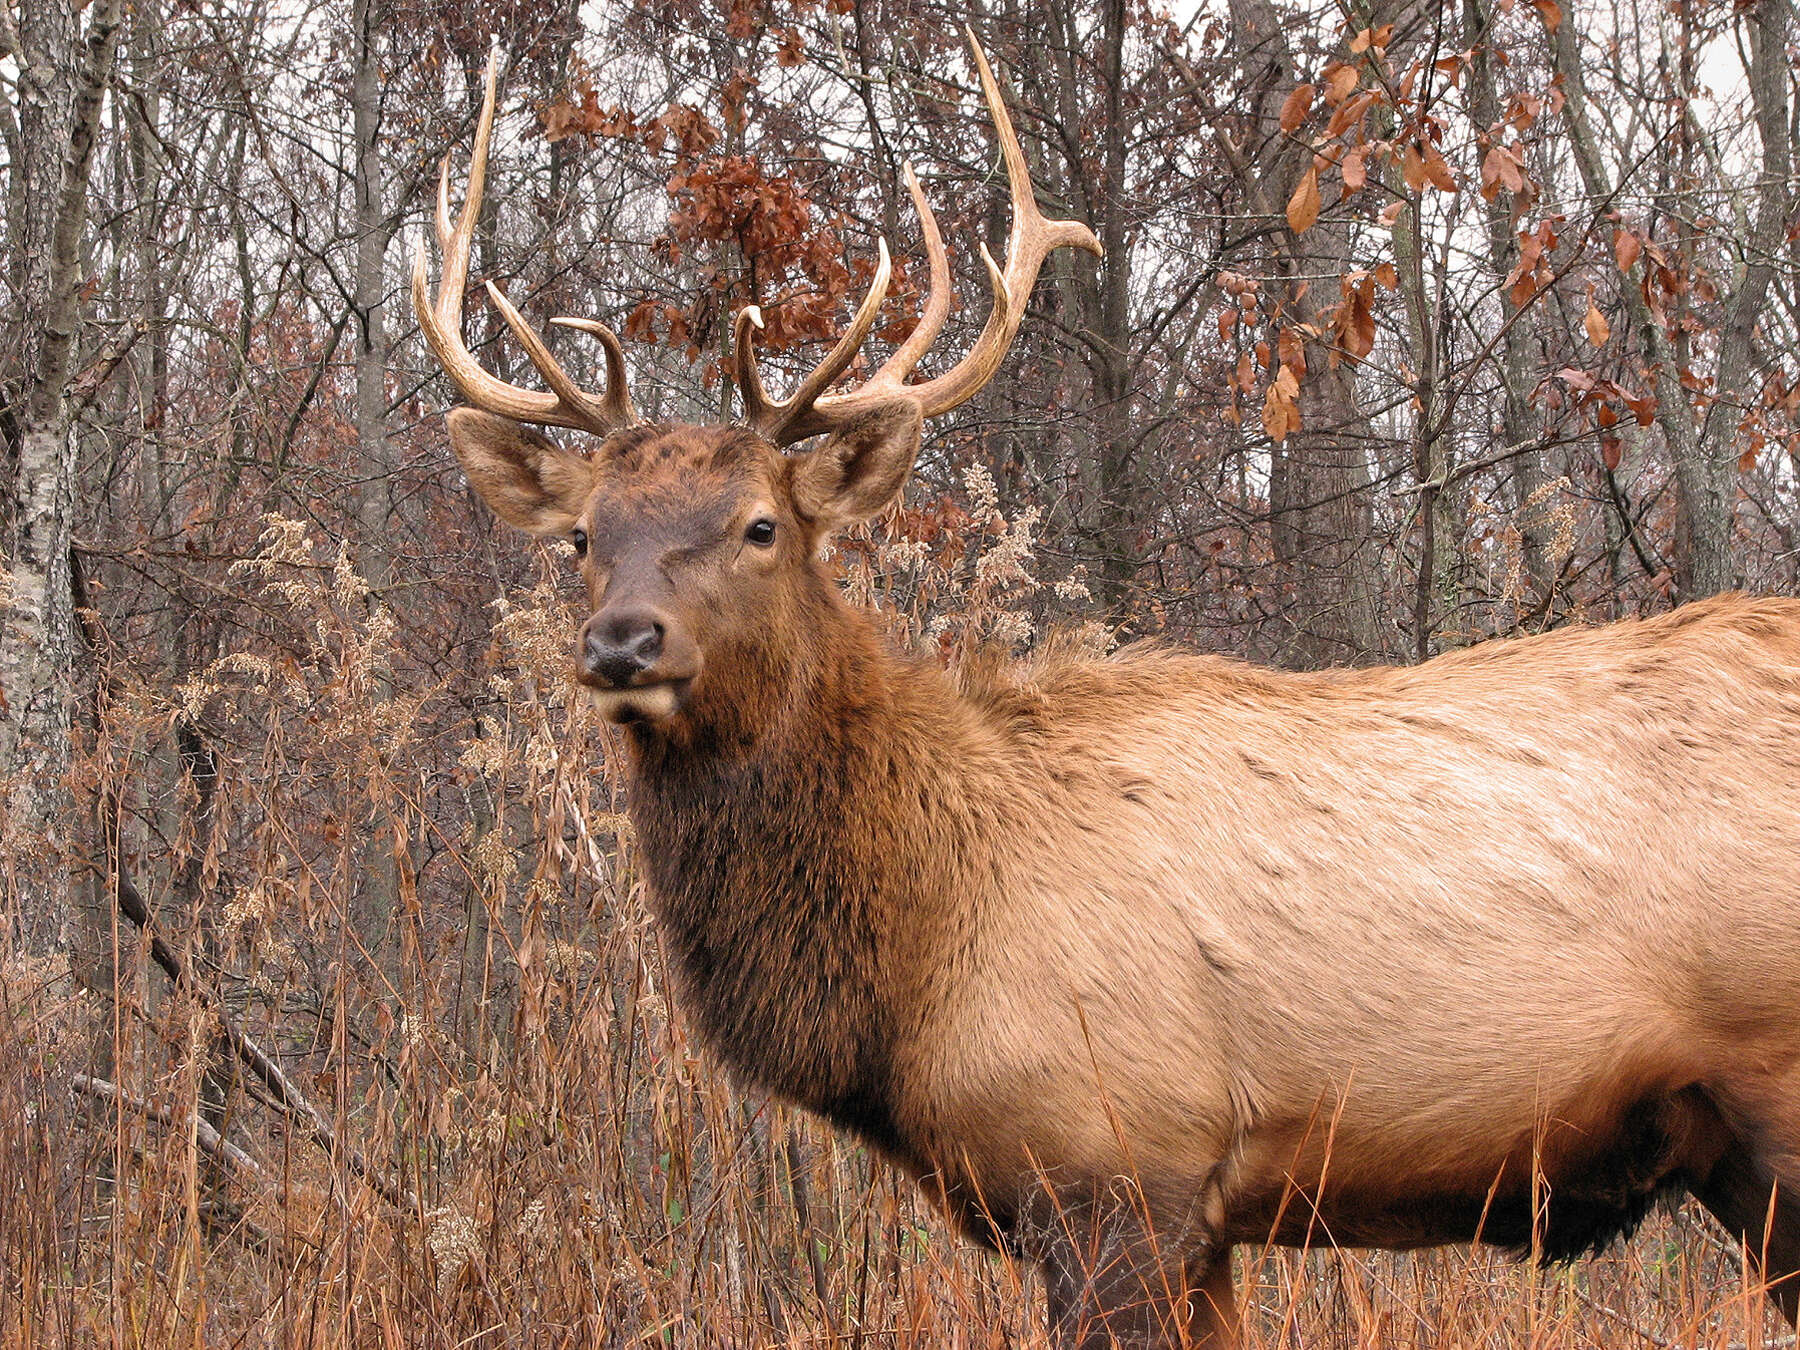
[733,31,1102,447]
[412,55,637,436]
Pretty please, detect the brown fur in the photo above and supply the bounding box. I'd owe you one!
[445,407,1800,1348]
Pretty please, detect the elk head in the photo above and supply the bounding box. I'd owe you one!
[414,39,1100,731]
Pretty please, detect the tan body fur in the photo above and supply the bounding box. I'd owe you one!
[904,601,1800,1259]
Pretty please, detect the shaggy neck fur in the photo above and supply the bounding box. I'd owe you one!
[625,565,983,1161]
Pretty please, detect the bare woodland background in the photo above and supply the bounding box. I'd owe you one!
[2,0,1798,1343]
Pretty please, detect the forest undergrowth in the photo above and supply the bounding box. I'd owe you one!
[1,495,1791,1350]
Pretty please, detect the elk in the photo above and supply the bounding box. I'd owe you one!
[415,43,1800,1350]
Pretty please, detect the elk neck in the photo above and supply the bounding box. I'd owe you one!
[620,564,994,1162]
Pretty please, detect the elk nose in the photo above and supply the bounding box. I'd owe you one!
[582,610,665,688]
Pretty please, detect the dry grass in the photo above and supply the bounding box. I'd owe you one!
[3,515,1791,1349]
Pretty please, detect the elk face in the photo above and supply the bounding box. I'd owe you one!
[444,402,924,727]
[416,41,1098,729]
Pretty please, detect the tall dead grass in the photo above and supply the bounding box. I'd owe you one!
[2,509,1788,1348]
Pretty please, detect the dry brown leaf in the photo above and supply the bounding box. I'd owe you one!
[1584,299,1611,347]
[1401,143,1427,194]
[1343,279,1377,360]
[1481,144,1524,199]
[1322,62,1360,104]
[1423,145,1457,191]
[1325,90,1376,139]
[1287,168,1322,234]
[1614,228,1642,273]
[1277,326,1307,370]
[1262,366,1303,442]
[1280,83,1316,132]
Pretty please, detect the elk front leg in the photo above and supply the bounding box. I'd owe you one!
[1041,1233,1238,1349]
[1694,1075,1800,1324]
[1188,1252,1240,1349]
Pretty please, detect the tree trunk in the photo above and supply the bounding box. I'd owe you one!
[349,0,400,954]
[3,0,125,956]
[1465,0,1553,614]
[1681,0,1790,596]
[1227,0,1385,666]
[1549,0,1789,599]
[1087,0,1142,620]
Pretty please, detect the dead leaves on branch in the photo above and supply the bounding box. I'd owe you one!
[1261,364,1303,442]
[1282,23,1574,238]
[1331,273,1382,362]
[1539,366,1657,471]
[1224,263,1390,442]
[1504,218,1562,308]
[1244,277,1386,444]
[1399,138,1457,194]
[1261,15,1646,458]
[539,43,913,384]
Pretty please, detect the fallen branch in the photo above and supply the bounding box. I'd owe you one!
[110,867,417,1211]
[71,1071,264,1179]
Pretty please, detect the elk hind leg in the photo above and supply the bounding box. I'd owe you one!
[1695,1139,1800,1323]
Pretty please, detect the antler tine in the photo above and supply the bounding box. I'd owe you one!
[485,281,638,431]
[731,32,1099,447]
[892,30,1103,419]
[551,317,637,427]
[864,163,953,388]
[413,53,636,437]
[735,238,893,444]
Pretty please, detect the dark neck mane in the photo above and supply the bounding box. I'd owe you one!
[624,578,980,1156]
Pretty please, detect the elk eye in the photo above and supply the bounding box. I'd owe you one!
[570,527,588,557]
[745,518,777,547]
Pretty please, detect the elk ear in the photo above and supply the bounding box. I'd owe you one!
[445,408,596,535]
[790,399,923,531]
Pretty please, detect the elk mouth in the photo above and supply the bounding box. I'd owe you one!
[584,677,692,725]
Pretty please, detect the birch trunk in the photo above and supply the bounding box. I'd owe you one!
[3,0,124,955]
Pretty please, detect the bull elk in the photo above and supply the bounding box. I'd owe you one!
[414,42,1800,1349]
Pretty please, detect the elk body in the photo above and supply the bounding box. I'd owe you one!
[416,49,1800,1349]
